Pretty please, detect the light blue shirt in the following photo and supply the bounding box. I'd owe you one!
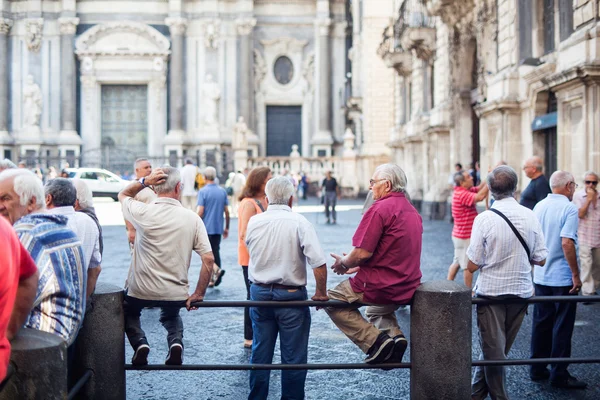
[197,183,228,235]
[533,194,579,287]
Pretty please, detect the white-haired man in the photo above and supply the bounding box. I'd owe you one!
[530,170,586,389]
[245,176,328,400]
[119,166,215,366]
[0,169,86,346]
[327,164,422,365]
[467,166,548,399]
[0,159,17,172]
[125,158,156,245]
[572,171,600,301]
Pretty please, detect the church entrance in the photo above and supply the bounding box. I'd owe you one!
[266,105,302,156]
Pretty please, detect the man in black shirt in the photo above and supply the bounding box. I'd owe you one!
[520,156,551,210]
[321,171,340,224]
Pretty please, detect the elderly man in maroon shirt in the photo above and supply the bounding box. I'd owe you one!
[325,163,423,365]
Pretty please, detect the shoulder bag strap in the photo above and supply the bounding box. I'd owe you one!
[253,199,265,213]
[489,208,531,261]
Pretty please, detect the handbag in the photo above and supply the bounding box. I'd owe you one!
[489,208,531,261]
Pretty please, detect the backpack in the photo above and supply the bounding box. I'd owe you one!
[194,172,205,190]
[225,186,234,196]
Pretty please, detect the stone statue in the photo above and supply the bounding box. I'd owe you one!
[233,116,248,150]
[22,75,42,130]
[202,74,220,126]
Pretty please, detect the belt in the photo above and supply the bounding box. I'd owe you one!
[253,282,304,290]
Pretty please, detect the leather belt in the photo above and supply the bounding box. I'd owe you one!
[253,282,304,290]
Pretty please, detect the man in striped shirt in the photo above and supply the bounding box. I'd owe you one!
[448,169,488,287]
[467,166,547,399]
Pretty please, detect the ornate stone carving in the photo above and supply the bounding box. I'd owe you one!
[315,18,332,36]
[80,75,96,111]
[0,18,13,35]
[202,74,220,126]
[332,21,348,38]
[82,57,94,71]
[232,116,249,150]
[201,20,221,49]
[253,49,267,93]
[302,53,315,93]
[58,17,79,35]
[150,76,166,111]
[235,18,257,36]
[165,17,188,36]
[425,0,475,27]
[25,19,44,53]
[260,37,308,57]
[22,75,42,131]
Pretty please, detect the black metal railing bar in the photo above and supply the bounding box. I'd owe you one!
[67,369,93,400]
[125,362,410,371]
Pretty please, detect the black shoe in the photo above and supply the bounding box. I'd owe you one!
[165,343,183,365]
[551,375,587,389]
[326,219,331,224]
[131,343,150,366]
[582,301,593,305]
[390,335,408,362]
[213,268,226,287]
[365,333,394,364]
[530,368,550,381]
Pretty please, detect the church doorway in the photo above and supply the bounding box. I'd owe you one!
[266,105,302,156]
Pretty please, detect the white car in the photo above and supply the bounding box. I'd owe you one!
[66,168,129,201]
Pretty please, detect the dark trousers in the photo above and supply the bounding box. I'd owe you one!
[324,191,337,221]
[208,234,222,268]
[530,284,577,381]
[123,295,183,349]
[242,266,253,341]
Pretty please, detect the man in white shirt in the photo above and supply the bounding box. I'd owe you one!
[45,178,102,300]
[245,176,328,400]
[180,158,199,211]
[467,166,548,400]
[118,166,215,366]
[125,158,156,245]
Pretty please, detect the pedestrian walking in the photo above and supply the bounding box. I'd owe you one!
[321,170,340,224]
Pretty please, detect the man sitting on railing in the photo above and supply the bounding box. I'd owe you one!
[245,176,328,400]
[466,165,548,400]
[327,163,422,365]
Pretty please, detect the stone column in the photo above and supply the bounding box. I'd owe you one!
[236,18,256,131]
[316,18,332,138]
[165,17,188,136]
[59,17,79,134]
[0,18,12,136]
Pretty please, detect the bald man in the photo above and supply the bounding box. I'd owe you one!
[520,156,551,210]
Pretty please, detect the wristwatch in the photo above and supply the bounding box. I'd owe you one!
[138,177,147,188]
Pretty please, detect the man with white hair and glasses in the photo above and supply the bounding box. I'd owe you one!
[119,166,215,366]
[572,171,600,301]
[245,176,328,400]
[326,164,422,365]
[530,170,586,389]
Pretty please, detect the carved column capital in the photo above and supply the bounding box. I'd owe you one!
[200,19,221,49]
[332,21,348,38]
[25,18,44,52]
[58,17,80,35]
[235,18,257,36]
[315,18,332,36]
[165,17,188,36]
[0,18,13,35]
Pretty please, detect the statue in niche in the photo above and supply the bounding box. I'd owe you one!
[232,116,249,150]
[202,74,221,126]
[22,75,42,130]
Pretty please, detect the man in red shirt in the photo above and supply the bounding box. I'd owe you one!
[326,164,422,365]
[447,170,488,288]
[0,216,38,383]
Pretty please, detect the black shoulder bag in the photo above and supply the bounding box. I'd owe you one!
[489,208,531,261]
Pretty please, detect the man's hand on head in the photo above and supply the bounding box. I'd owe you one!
[145,168,168,186]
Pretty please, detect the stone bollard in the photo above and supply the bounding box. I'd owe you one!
[0,328,68,400]
[410,281,472,400]
[72,283,125,400]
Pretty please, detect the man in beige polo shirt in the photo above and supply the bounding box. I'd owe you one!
[118,166,215,366]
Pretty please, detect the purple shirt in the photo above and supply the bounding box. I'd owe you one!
[350,192,423,304]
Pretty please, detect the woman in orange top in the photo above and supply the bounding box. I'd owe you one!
[238,166,272,349]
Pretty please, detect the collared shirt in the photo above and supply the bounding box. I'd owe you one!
[467,197,548,298]
[572,189,600,248]
[180,164,199,197]
[47,206,101,269]
[452,186,479,239]
[520,175,551,210]
[122,196,212,300]
[246,204,326,287]
[350,192,423,304]
[533,194,579,287]
[14,214,86,346]
[197,183,229,235]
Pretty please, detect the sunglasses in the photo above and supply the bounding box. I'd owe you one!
[585,180,598,185]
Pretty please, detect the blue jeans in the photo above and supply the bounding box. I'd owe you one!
[249,284,311,400]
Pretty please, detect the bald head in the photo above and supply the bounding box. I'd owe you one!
[523,156,544,179]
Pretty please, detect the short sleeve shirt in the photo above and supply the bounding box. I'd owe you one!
[533,194,579,286]
[322,178,338,192]
[452,186,479,239]
[520,175,551,210]
[197,184,229,235]
[572,189,600,248]
[349,192,423,304]
[122,197,212,300]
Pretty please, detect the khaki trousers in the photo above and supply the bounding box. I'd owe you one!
[181,195,197,212]
[324,280,403,353]
[580,245,600,296]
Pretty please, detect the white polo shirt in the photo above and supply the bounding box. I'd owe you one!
[122,196,212,300]
[246,204,326,287]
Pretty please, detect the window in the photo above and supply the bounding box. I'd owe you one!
[518,0,533,60]
[81,172,98,180]
[559,0,573,42]
[543,0,555,54]
[3,149,11,160]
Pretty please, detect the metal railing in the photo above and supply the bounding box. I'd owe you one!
[67,370,93,400]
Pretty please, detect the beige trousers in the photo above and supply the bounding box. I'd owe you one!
[324,280,404,354]
[181,195,197,212]
[580,245,600,296]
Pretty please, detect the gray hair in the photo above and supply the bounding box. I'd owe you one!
[265,176,295,205]
[45,178,77,207]
[374,163,407,193]
[154,165,181,194]
[549,170,574,189]
[583,170,599,180]
[0,159,17,171]
[134,158,149,171]
[72,178,94,209]
[487,165,518,200]
[0,168,44,209]
[453,171,466,186]
[204,166,217,181]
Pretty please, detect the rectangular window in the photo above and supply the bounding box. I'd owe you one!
[3,149,11,160]
[543,0,555,54]
[559,0,573,42]
[518,0,533,60]
[422,63,430,112]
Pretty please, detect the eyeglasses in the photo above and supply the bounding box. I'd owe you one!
[568,181,579,189]
[585,180,598,185]
[369,179,388,186]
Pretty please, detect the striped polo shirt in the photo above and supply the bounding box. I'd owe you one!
[452,186,479,239]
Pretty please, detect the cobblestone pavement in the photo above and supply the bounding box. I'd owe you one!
[95,197,600,400]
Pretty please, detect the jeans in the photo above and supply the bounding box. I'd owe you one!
[324,191,337,222]
[242,266,253,341]
[208,234,222,269]
[123,295,184,349]
[530,284,577,381]
[249,284,311,400]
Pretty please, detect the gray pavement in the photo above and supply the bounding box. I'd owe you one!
[96,197,600,399]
